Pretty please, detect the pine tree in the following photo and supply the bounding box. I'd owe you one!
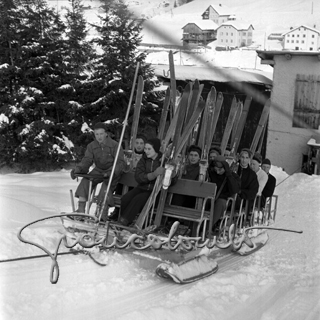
[83,0,158,138]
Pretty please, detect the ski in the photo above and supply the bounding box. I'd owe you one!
[220,96,238,156]
[250,98,271,153]
[129,75,144,151]
[157,87,171,140]
[231,96,252,155]
[229,101,243,153]
[169,50,177,119]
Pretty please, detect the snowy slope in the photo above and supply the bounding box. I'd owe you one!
[0,168,319,320]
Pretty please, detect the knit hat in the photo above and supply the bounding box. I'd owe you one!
[146,138,161,153]
[209,146,222,156]
[252,152,262,164]
[136,134,147,143]
[240,148,253,158]
[188,145,202,157]
[262,158,271,165]
[93,122,107,131]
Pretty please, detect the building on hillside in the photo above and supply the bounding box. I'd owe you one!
[215,22,254,48]
[201,4,235,25]
[182,20,218,46]
[282,25,320,51]
[257,50,320,174]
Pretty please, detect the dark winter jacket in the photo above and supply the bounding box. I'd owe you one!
[181,163,200,181]
[262,173,276,199]
[261,173,276,207]
[208,168,241,200]
[77,136,125,176]
[135,152,163,190]
[236,165,259,200]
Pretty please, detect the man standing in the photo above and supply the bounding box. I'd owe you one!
[70,122,125,215]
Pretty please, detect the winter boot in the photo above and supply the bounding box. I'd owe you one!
[76,201,86,213]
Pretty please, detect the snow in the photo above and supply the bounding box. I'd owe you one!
[0,167,319,320]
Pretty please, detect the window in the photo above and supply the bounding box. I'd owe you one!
[293,74,320,129]
[296,40,299,43]
[303,34,306,37]
[292,34,295,37]
[312,35,315,38]
[302,40,305,43]
[226,32,228,35]
[312,42,314,44]
[287,40,289,43]
[221,32,223,35]
[297,34,299,37]
[226,39,228,42]
[221,39,223,42]
[291,40,294,43]
[231,39,233,43]
[243,32,246,36]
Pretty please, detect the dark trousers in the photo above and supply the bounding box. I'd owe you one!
[120,187,152,224]
[75,167,120,202]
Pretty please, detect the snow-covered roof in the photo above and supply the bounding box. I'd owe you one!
[282,25,320,36]
[217,21,254,31]
[182,19,218,31]
[202,4,234,16]
[151,64,272,86]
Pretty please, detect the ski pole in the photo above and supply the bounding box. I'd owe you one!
[99,62,140,221]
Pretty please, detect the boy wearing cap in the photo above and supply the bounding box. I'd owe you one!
[207,155,241,227]
[261,158,276,208]
[250,152,268,196]
[119,138,165,226]
[70,122,126,215]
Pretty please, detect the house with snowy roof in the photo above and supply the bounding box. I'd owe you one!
[201,4,235,25]
[182,20,218,46]
[282,25,320,51]
[215,21,254,48]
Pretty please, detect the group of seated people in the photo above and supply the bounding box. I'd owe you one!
[70,122,276,231]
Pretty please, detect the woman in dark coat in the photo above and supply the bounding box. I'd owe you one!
[119,138,165,226]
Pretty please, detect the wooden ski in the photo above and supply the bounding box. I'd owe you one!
[205,91,224,149]
[169,50,177,119]
[129,75,144,151]
[229,101,243,153]
[157,87,171,141]
[220,96,238,156]
[231,96,252,155]
[250,99,271,153]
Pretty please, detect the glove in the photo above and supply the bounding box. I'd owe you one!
[147,166,165,181]
[154,167,165,176]
[70,167,81,180]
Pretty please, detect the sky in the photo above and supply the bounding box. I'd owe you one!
[0,166,319,320]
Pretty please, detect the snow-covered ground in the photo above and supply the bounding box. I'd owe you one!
[0,167,319,320]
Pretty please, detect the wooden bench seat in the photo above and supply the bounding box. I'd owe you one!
[154,179,217,239]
